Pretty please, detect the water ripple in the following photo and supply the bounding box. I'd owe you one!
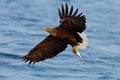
[0,52,21,59]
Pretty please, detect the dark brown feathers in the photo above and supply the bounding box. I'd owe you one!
[58,3,86,33]
[23,35,68,64]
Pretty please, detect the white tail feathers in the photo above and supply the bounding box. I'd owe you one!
[77,32,88,49]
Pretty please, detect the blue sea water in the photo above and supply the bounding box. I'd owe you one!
[0,0,120,80]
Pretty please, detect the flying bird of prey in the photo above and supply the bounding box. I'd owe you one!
[23,3,88,64]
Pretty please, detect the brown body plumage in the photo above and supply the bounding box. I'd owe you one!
[23,3,88,64]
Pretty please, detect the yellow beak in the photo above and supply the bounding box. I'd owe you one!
[42,28,45,31]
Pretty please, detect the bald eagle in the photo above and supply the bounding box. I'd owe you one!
[23,3,88,64]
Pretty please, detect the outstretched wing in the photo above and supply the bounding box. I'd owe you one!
[23,35,68,64]
[58,3,86,33]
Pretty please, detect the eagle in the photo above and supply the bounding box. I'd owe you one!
[23,3,88,64]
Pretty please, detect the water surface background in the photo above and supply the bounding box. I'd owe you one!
[0,0,120,80]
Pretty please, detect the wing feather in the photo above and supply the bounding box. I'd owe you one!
[76,12,83,17]
[72,8,78,17]
[58,3,86,33]
[61,4,65,17]
[65,3,68,16]
[23,35,68,64]
[69,5,73,16]
[58,8,62,19]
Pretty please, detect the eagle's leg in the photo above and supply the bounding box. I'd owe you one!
[72,46,83,60]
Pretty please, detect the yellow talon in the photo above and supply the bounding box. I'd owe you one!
[72,47,78,53]
[72,46,83,60]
